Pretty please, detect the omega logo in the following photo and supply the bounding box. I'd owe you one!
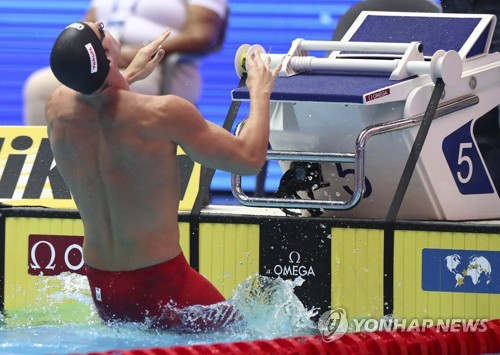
[289,251,300,263]
[274,250,316,278]
[365,88,390,102]
[30,241,56,270]
[28,234,85,276]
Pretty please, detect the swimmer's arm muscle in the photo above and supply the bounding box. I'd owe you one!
[168,102,277,174]
[169,53,279,175]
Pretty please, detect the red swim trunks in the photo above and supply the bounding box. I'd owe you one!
[85,252,236,331]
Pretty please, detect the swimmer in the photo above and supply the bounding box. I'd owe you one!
[45,21,280,331]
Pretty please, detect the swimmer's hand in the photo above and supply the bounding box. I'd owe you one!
[245,50,281,98]
[123,30,171,85]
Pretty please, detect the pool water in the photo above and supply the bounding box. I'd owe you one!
[0,274,319,354]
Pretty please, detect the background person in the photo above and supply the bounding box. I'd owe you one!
[24,0,228,126]
[45,21,279,330]
[332,0,440,41]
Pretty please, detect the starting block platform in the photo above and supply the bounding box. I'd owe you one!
[229,11,500,221]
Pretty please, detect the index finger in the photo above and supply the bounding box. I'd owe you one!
[250,49,264,64]
[149,29,171,48]
[272,62,282,77]
[245,49,259,71]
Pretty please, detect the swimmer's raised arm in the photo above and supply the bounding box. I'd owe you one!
[123,30,171,85]
[167,50,281,175]
[236,51,281,168]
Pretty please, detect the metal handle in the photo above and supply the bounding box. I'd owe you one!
[230,95,478,212]
[231,149,360,210]
[231,118,363,210]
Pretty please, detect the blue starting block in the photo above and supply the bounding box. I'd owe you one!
[228,11,499,221]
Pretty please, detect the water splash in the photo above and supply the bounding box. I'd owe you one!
[139,274,318,338]
[3,272,98,329]
[1,272,318,353]
[227,274,318,338]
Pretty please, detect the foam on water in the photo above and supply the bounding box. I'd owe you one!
[0,272,319,354]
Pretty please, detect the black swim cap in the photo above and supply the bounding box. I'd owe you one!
[50,22,110,94]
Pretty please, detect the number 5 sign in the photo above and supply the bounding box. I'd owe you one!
[442,120,494,195]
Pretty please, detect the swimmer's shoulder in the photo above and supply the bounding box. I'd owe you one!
[46,85,68,107]
[130,93,201,123]
[47,84,74,102]
[156,93,201,120]
[45,85,75,122]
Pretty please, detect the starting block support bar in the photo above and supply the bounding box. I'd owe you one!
[235,41,462,84]
[289,56,398,74]
[297,39,422,54]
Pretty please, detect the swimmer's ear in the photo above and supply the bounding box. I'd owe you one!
[105,52,113,66]
[103,45,118,69]
[105,53,118,72]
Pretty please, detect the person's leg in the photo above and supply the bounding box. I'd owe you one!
[129,62,201,105]
[23,66,61,125]
[128,64,163,95]
[166,63,201,105]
